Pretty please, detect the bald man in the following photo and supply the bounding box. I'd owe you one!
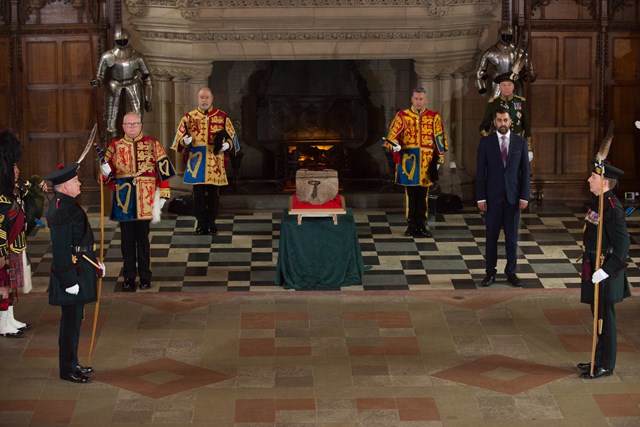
[171,88,240,236]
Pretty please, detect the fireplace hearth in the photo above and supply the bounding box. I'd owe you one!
[241,60,384,191]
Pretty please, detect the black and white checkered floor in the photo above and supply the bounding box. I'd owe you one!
[26,202,640,293]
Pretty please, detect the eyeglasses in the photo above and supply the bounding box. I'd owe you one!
[123,122,141,127]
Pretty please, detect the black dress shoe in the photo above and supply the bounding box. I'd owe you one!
[194,227,208,235]
[576,362,591,371]
[75,365,94,375]
[139,281,151,290]
[506,273,522,287]
[404,226,416,237]
[0,330,25,338]
[122,279,136,292]
[413,227,433,238]
[18,323,31,332]
[60,372,91,383]
[581,367,613,379]
[209,226,218,236]
[480,274,496,287]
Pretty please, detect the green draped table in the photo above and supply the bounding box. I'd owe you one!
[275,208,364,289]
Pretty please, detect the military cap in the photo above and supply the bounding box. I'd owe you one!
[45,163,80,185]
[493,73,516,84]
[593,160,624,180]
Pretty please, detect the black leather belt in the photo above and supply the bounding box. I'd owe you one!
[584,249,613,255]
[72,245,94,253]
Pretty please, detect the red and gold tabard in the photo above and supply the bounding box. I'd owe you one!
[385,107,448,187]
[0,194,26,299]
[0,194,26,258]
[170,107,239,185]
[103,134,175,221]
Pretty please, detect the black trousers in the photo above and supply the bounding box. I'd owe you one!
[591,302,617,370]
[59,303,84,375]
[484,201,520,275]
[405,186,429,227]
[193,184,220,228]
[120,220,151,282]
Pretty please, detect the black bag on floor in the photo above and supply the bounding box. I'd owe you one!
[168,195,194,216]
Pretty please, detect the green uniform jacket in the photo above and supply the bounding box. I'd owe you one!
[580,191,631,304]
[46,192,98,306]
[479,95,532,141]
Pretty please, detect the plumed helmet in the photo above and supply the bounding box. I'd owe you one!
[500,22,514,43]
[114,24,130,48]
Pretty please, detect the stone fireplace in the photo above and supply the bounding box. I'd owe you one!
[242,60,377,190]
[124,0,502,198]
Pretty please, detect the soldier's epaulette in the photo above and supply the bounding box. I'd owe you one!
[488,97,499,103]
[0,195,11,204]
[514,95,527,101]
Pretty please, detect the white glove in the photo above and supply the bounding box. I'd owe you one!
[437,163,441,170]
[528,151,534,162]
[392,144,401,153]
[592,268,609,284]
[221,142,230,152]
[449,161,457,169]
[183,135,193,146]
[160,198,167,209]
[635,120,640,129]
[98,262,106,278]
[100,163,112,177]
[65,284,79,295]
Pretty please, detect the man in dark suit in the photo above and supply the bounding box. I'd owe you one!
[476,107,530,287]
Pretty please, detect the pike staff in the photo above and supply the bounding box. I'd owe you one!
[74,123,103,363]
[87,164,104,363]
[589,120,614,377]
[82,0,107,363]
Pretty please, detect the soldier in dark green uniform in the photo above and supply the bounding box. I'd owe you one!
[45,163,104,383]
[577,161,630,379]
[479,73,533,161]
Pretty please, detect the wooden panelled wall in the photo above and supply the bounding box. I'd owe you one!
[0,1,107,203]
[525,0,640,198]
[529,32,598,198]
[23,35,98,188]
[529,30,640,198]
[0,35,10,129]
[609,34,640,183]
